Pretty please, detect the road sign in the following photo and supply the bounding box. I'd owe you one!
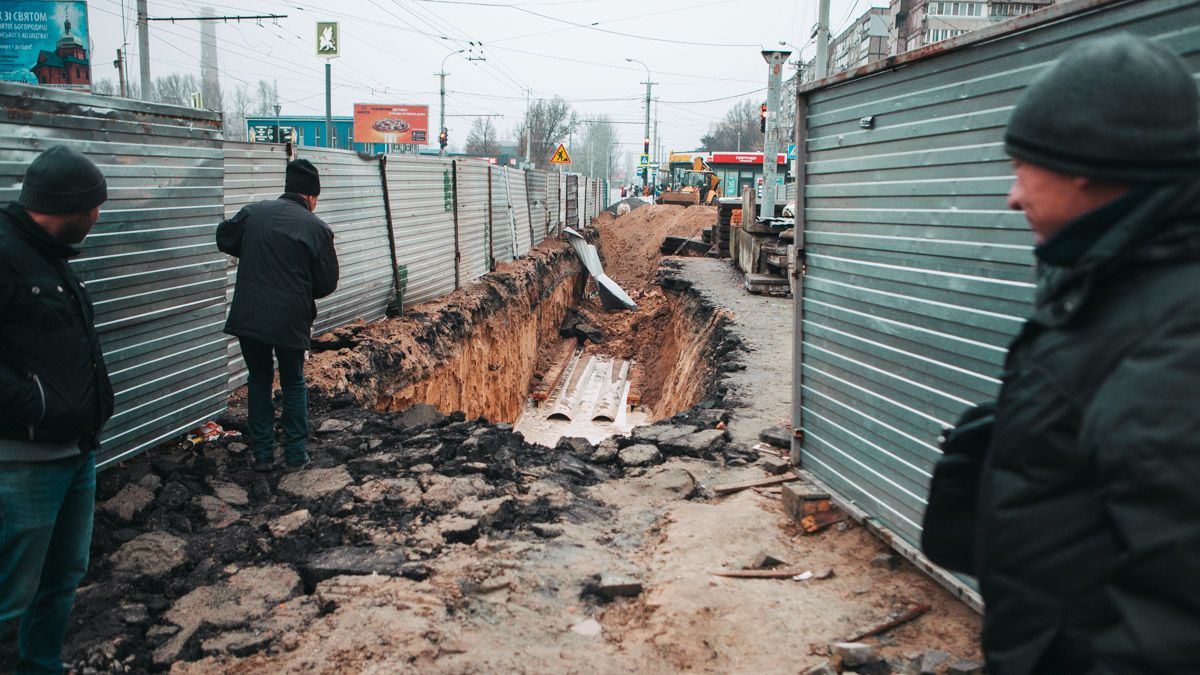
[638,154,651,166]
[316,22,339,58]
[787,143,796,160]
[550,144,572,165]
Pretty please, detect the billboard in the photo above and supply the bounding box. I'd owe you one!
[353,104,429,145]
[709,152,788,165]
[0,1,90,91]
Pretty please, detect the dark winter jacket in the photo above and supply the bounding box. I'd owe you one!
[0,203,114,451]
[217,194,339,351]
[977,175,1200,674]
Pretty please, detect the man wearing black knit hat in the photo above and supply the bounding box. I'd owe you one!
[218,159,339,472]
[0,145,114,673]
[925,34,1200,674]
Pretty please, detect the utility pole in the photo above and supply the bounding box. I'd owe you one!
[525,89,532,167]
[625,58,653,191]
[437,49,484,157]
[137,0,151,99]
[114,49,127,97]
[274,103,281,143]
[760,49,791,221]
[815,0,831,80]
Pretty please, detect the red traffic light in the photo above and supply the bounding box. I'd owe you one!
[760,103,768,118]
[438,130,448,148]
[760,103,768,132]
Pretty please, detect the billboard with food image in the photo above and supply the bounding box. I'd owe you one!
[353,104,429,145]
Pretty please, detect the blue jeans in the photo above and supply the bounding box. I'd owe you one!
[0,453,95,675]
[239,337,309,466]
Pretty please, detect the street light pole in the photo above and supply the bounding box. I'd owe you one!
[626,58,653,191]
[437,49,463,157]
[274,103,281,144]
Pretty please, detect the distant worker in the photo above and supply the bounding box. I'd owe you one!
[925,34,1200,674]
[217,159,339,472]
[0,146,114,673]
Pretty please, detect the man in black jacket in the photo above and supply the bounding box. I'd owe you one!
[218,159,339,472]
[0,146,114,673]
[967,35,1200,674]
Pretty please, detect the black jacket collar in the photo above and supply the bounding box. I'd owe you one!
[279,193,312,210]
[1,202,81,260]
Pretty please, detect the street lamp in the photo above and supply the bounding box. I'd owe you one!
[437,49,464,157]
[273,103,281,144]
[625,57,652,190]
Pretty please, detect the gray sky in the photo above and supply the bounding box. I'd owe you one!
[88,0,885,163]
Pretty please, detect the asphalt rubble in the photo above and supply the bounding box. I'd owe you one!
[5,240,981,674]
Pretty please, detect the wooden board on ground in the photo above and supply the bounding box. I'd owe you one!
[713,471,799,496]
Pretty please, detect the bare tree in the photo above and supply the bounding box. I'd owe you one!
[253,79,279,117]
[517,97,576,169]
[93,77,141,99]
[154,73,201,107]
[576,116,619,179]
[222,84,253,141]
[699,99,764,152]
[465,117,500,156]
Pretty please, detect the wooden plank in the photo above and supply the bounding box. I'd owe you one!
[712,471,799,496]
[709,567,810,579]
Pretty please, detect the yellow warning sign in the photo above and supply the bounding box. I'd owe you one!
[549,144,572,165]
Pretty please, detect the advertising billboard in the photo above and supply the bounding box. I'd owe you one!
[0,1,90,91]
[353,104,429,145]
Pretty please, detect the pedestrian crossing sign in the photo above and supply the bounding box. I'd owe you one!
[638,154,650,166]
[550,144,572,164]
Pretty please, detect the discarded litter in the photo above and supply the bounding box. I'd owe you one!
[792,571,813,581]
[183,421,241,448]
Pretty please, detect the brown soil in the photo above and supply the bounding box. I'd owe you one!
[593,204,715,291]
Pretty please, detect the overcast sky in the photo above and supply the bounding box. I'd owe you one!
[88,0,886,162]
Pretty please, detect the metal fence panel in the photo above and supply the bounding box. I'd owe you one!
[795,0,1200,559]
[296,147,392,332]
[527,169,549,246]
[566,174,579,229]
[456,158,491,283]
[489,165,516,262]
[387,154,456,307]
[507,168,533,256]
[222,141,288,389]
[0,83,228,468]
[545,171,560,235]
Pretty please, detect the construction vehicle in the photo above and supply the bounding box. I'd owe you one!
[659,157,720,207]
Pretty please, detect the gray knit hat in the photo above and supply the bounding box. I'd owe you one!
[18,146,108,214]
[1005,33,1200,183]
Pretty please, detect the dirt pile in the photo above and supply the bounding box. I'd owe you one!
[593,204,716,291]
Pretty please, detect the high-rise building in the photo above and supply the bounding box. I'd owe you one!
[827,7,892,75]
[889,0,1055,54]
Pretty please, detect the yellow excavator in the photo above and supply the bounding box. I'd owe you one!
[659,157,720,207]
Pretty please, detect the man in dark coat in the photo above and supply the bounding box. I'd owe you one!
[969,34,1200,674]
[217,159,338,471]
[0,145,114,673]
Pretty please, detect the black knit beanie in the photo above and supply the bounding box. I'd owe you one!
[17,146,108,214]
[285,159,321,196]
[1005,33,1200,183]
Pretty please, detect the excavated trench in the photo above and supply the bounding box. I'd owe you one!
[306,204,730,446]
[22,205,753,674]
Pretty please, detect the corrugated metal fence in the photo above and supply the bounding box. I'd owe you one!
[0,84,229,467]
[0,79,598,468]
[792,0,1200,598]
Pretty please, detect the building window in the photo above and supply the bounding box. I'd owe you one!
[925,28,968,44]
[929,2,983,17]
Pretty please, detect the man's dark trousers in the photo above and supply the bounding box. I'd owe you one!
[0,453,95,674]
[239,337,308,466]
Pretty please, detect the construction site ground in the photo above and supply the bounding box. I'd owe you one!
[36,205,980,674]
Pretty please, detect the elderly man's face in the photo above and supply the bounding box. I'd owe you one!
[1006,160,1092,244]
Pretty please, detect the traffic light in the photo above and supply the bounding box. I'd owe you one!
[760,103,768,133]
[438,129,448,149]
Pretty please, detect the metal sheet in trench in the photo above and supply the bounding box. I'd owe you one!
[515,347,647,446]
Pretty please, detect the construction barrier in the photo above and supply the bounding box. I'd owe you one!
[0,81,600,468]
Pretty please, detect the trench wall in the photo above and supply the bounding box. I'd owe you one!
[375,252,581,422]
[0,81,610,468]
